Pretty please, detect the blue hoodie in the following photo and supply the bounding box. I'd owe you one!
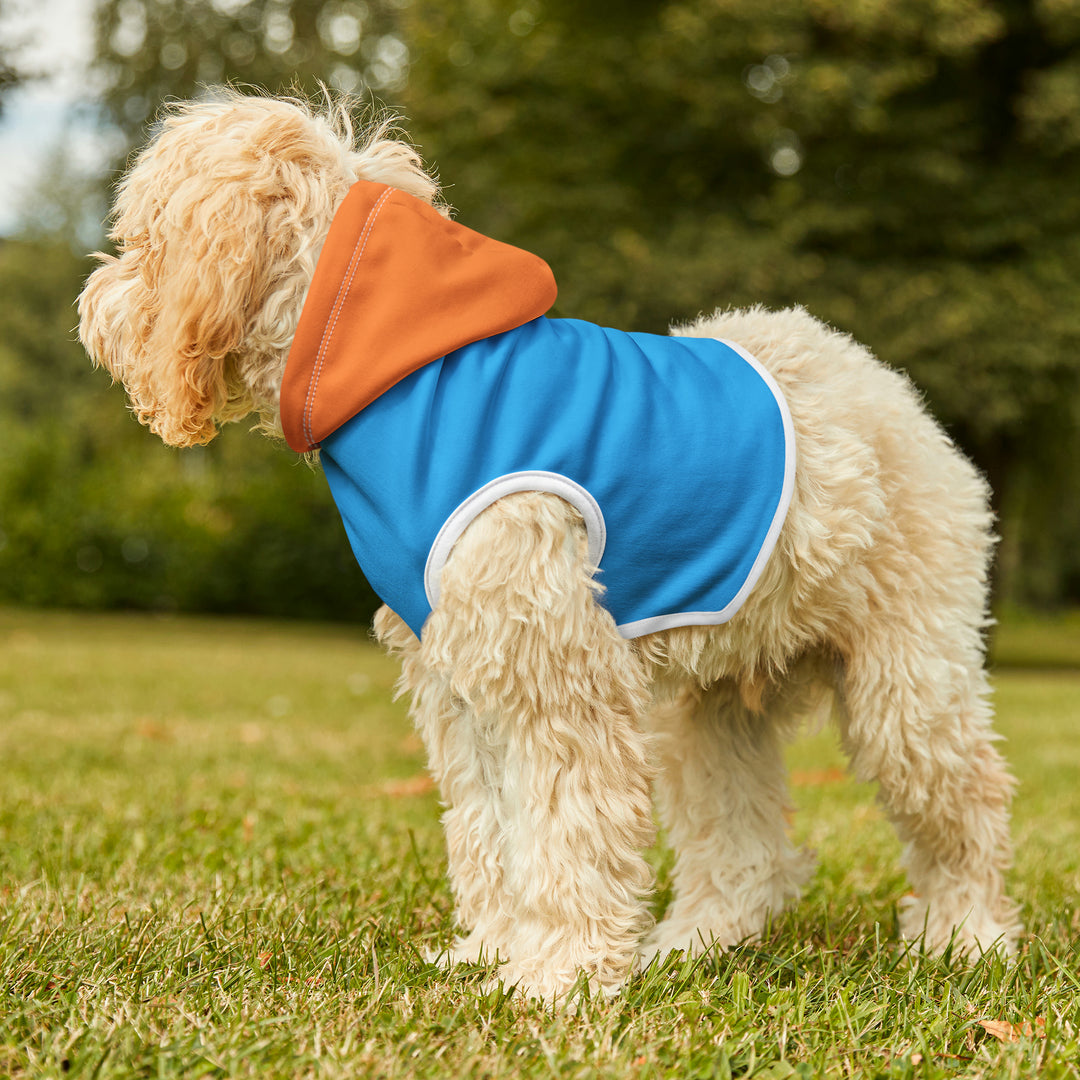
[281,182,795,639]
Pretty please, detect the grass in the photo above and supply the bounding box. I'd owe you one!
[989,608,1080,671]
[1,607,1078,1079]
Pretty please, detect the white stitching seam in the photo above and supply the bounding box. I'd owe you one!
[303,185,394,447]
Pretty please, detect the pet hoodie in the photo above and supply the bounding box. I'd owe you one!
[280,181,795,640]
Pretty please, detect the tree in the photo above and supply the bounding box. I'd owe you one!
[0,0,28,115]
[92,0,407,143]
[0,2,396,621]
[399,0,1080,604]
[53,0,1080,608]
[0,230,382,619]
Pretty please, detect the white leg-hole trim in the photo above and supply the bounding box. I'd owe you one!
[424,471,607,613]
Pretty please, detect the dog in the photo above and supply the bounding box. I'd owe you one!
[78,90,1019,1002]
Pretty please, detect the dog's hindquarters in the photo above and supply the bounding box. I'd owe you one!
[674,306,1019,955]
[381,304,1018,996]
[823,417,1019,952]
[836,611,1019,953]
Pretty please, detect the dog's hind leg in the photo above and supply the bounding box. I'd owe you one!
[642,678,814,964]
[418,492,656,1002]
[837,627,1019,956]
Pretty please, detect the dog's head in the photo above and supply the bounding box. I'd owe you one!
[78,90,440,447]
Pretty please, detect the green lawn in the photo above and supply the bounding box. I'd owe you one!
[1,608,1078,1078]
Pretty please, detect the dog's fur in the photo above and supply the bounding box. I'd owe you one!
[79,90,1020,1002]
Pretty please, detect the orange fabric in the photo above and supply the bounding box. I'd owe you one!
[280,181,558,452]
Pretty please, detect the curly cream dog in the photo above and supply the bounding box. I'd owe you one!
[78,90,1019,1002]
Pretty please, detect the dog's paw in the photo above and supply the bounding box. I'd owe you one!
[642,850,814,969]
[898,895,1020,959]
[425,932,503,969]
[639,919,751,969]
[484,961,627,1008]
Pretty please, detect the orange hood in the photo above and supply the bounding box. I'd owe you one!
[280,181,558,452]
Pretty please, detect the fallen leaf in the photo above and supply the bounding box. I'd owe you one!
[979,1018,1046,1042]
[789,767,847,786]
[134,717,171,741]
[379,774,436,798]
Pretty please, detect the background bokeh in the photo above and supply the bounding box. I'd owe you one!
[1,0,1078,622]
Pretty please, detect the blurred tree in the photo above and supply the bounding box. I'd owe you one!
[0,0,27,114]
[0,57,18,115]
[0,235,380,619]
[92,0,407,140]
[7,0,406,622]
[17,0,1075,612]
[400,0,1080,605]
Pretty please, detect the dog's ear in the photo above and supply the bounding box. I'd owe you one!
[78,192,262,447]
[84,164,290,447]
[79,99,335,447]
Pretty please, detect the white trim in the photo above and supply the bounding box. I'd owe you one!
[617,608,754,638]
[424,471,607,613]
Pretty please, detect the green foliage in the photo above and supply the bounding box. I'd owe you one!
[0,420,379,620]
[0,237,379,621]
[400,0,1080,604]
[93,0,406,140]
[991,606,1080,668]
[0,0,27,117]
[0,54,19,115]
[4,0,1079,613]
[2,608,1079,1077]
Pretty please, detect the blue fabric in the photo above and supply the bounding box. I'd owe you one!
[321,316,793,639]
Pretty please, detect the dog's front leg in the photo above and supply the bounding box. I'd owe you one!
[418,492,656,1003]
[375,604,517,965]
